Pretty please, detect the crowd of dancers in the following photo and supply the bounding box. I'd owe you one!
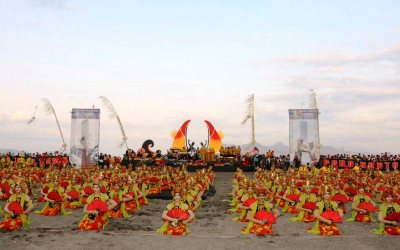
[229,166,400,236]
[1,153,400,237]
[0,161,215,235]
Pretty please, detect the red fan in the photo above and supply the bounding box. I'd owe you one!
[61,181,69,189]
[149,177,160,183]
[287,194,300,202]
[8,201,24,215]
[42,186,49,194]
[321,210,342,223]
[302,201,317,210]
[357,202,376,212]
[112,197,120,204]
[86,200,109,213]
[242,198,257,208]
[84,187,94,195]
[67,190,80,200]
[311,188,319,194]
[47,191,63,202]
[345,187,357,196]
[384,212,400,222]
[364,192,374,199]
[166,208,190,220]
[332,194,349,203]
[1,183,10,193]
[254,210,276,224]
[101,186,107,193]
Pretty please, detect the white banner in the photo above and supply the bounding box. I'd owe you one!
[288,109,320,164]
[70,109,100,168]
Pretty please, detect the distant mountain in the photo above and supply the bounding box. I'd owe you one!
[224,142,378,155]
[0,148,24,154]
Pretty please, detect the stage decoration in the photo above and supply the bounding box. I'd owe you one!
[241,94,255,149]
[288,90,321,164]
[99,96,128,149]
[142,140,155,155]
[70,109,100,168]
[171,120,191,150]
[204,120,224,153]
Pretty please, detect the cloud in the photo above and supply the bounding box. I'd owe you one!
[27,0,78,10]
[243,42,400,153]
[0,112,32,123]
[273,44,400,68]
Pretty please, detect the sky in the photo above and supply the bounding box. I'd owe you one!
[0,0,399,155]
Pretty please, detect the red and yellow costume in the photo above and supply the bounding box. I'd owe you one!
[347,193,374,223]
[0,193,31,230]
[308,200,341,236]
[290,192,317,223]
[242,200,275,235]
[78,193,109,231]
[157,202,191,235]
[35,186,70,216]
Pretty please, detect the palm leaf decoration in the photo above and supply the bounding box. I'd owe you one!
[99,96,128,149]
[41,99,67,153]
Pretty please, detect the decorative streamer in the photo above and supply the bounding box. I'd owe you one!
[241,94,255,149]
[26,105,37,124]
[28,99,67,153]
[99,96,128,149]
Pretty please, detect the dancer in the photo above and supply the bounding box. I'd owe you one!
[78,183,117,230]
[0,182,34,230]
[157,189,195,235]
[242,188,280,235]
[308,187,343,236]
